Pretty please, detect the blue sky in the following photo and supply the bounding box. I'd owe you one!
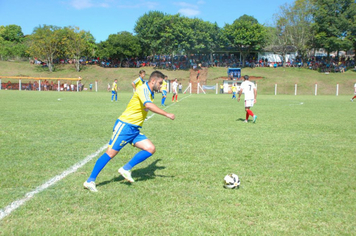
[0,0,295,42]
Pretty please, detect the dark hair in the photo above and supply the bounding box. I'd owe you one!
[149,71,165,82]
[139,70,146,75]
[244,75,249,80]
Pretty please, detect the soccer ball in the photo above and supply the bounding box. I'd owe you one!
[223,173,240,189]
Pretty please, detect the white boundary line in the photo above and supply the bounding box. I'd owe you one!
[0,94,191,221]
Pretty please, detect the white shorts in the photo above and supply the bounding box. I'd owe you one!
[245,99,254,108]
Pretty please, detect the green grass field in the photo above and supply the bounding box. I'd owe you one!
[1,89,355,235]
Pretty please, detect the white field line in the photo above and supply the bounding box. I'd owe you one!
[0,94,191,221]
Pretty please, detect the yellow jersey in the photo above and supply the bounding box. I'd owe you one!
[112,82,117,92]
[133,77,144,88]
[119,83,154,127]
[161,80,167,91]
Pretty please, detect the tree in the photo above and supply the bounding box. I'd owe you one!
[63,27,96,72]
[0,24,27,60]
[312,0,355,57]
[28,25,65,72]
[223,15,267,66]
[272,0,314,62]
[97,31,141,66]
[134,11,166,58]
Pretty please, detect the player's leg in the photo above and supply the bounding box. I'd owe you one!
[351,95,356,101]
[115,92,118,101]
[175,94,178,102]
[84,120,131,191]
[172,92,176,102]
[111,91,114,101]
[119,136,154,182]
[162,91,167,106]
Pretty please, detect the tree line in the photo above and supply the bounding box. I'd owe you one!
[0,0,355,72]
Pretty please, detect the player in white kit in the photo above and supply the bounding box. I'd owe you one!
[238,75,257,123]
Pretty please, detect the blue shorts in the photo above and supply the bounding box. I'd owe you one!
[108,119,147,151]
[112,90,117,95]
[162,90,167,97]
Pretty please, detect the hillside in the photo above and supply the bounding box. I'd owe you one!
[0,61,355,95]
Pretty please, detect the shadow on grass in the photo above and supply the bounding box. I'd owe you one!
[236,118,246,122]
[97,159,174,187]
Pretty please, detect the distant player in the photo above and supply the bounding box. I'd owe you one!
[351,83,356,102]
[231,83,237,99]
[172,78,178,102]
[161,76,168,106]
[238,75,257,123]
[84,71,175,192]
[111,79,118,102]
[131,70,146,91]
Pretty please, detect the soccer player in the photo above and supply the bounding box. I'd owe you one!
[351,83,356,102]
[111,79,118,102]
[84,71,175,192]
[238,75,257,123]
[131,70,146,91]
[231,83,237,99]
[161,76,168,106]
[172,78,178,102]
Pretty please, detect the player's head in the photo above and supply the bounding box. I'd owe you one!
[244,75,249,80]
[164,75,168,81]
[149,71,165,92]
[139,70,146,78]
[114,79,117,82]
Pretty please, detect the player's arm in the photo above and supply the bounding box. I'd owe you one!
[238,89,243,102]
[145,102,175,120]
[254,87,257,102]
[131,82,136,91]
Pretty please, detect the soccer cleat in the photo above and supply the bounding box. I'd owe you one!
[176,100,179,102]
[253,115,258,123]
[83,181,98,192]
[351,99,354,102]
[244,120,248,123]
[118,167,135,183]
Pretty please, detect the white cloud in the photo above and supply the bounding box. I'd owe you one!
[174,2,198,8]
[69,0,94,9]
[68,0,111,9]
[197,0,205,5]
[178,8,200,17]
[117,1,159,9]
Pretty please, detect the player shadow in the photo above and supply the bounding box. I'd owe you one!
[236,118,246,122]
[97,159,174,187]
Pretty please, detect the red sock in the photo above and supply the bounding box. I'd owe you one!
[247,109,254,117]
[172,96,174,101]
[353,95,356,99]
[246,112,249,120]
[175,95,178,101]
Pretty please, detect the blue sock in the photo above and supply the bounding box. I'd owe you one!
[87,153,111,182]
[115,94,117,101]
[162,97,166,104]
[123,150,152,170]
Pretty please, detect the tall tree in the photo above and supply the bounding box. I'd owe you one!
[272,0,314,61]
[28,25,65,72]
[0,24,27,60]
[134,11,166,57]
[312,0,355,57]
[223,15,267,66]
[97,31,141,66]
[63,26,96,72]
